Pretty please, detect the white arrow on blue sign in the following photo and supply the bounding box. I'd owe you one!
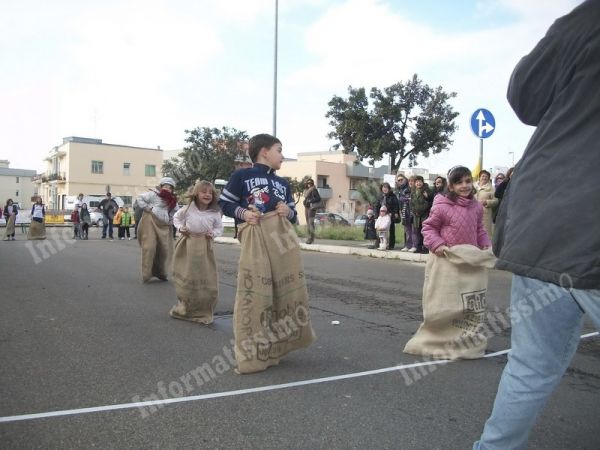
[470,108,495,139]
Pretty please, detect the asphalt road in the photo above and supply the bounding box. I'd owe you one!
[1,227,599,449]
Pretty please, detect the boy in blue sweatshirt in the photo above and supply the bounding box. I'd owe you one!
[219,134,315,374]
[219,134,297,224]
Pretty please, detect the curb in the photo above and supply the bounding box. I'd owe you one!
[214,237,427,263]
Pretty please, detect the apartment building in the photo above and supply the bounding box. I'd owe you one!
[0,160,37,208]
[277,150,389,222]
[35,137,164,209]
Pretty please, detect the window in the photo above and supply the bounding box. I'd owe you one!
[123,162,131,176]
[120,196,132,206]
[145,165,156,177]
[16,190,19,197]
[16,176,19,183]
[91,160,104,174]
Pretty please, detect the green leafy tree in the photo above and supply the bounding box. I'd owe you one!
[326,74,458,172]
[283,175,311,205]
[162,126,249,194]
[355,180,380,206]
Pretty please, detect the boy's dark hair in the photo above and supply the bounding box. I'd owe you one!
[248,134,281,163]
[446,166,474,201]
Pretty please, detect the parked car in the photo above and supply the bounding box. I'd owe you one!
[353,214,368,228]
[89,209,105,227]
[315,212,350,227]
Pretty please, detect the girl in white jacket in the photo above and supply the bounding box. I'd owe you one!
[169,180,223,324]
[375,205,391,250]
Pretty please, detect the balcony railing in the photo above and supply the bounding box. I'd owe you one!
[317,187,332,199]
[39,172,67,183]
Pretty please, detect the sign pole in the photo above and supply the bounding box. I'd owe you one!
[479,138,483,174]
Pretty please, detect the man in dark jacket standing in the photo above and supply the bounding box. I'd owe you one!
[475,2,600,448]
[99,192,118,240]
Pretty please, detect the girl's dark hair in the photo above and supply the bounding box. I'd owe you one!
[305,178,315,187]
[446,166,474,201]
[380,182,392,191]
[248,134,281,162]
[5,198,13,206]
[434,176,447,192]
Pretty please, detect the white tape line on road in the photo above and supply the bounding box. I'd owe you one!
[1,331,598,424]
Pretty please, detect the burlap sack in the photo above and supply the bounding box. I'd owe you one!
[27,220,46,240]
[4,215,16,238]
[403,245,497,360]
[170,233,218,324]
[137,212,173,282]
[234,211,316,374]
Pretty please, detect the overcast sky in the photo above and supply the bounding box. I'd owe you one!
[0,0,580,174]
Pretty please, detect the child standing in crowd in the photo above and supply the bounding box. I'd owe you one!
[113,206,123,234]
[119,207,133,240]
[170,180,223,324]
[409,175,432,253]
[79,203,91,239]
[404,166,493,360]
[3,199,18,241]
[136,177,178,282]
[219,133,316,374]
[364,208,377,248]
[71,208,80,239]
[375,205,391,250]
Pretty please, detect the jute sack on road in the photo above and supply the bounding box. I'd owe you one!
[27,220,46,240]
[234,211,316,374]
[137,211,173,282]
[404,245,497,360]
[170,233,218,324]
[4,215,16,238]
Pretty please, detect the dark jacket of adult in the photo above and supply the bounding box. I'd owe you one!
[375,192,400,221]
[397,182,411,225]
[494,0,600,289]
[99,198,118,220]
[302,186,322,217]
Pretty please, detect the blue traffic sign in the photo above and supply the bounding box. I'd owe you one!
[470,108,495,139]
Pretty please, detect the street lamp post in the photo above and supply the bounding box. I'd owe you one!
[273,0,278,136]
[508,151,515,166]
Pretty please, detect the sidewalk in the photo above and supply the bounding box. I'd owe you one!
[214,235,428,263]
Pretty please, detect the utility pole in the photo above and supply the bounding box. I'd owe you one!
[273,0,278,136]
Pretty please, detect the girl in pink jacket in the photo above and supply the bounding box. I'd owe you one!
[422,166,491,255]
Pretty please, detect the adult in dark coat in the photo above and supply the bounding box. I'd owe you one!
[475,2,600,448]
[374,182,400,250]
[302,178,321,244]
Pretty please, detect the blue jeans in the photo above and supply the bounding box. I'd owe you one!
[102,218,114,238]
[474,275,600,449]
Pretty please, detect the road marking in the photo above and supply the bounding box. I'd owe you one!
[1,331,598,424]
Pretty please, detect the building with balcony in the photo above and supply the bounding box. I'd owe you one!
[35,137,164,209]
[0,160,37,208]
[277,150,389,223]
